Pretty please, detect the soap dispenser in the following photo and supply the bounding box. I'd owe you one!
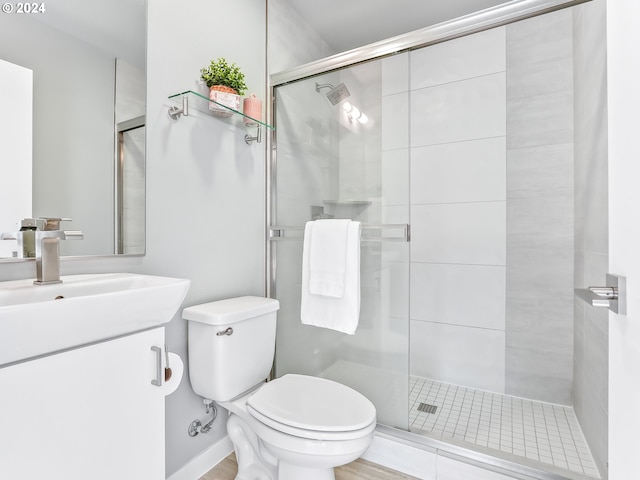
[19,218,37,258]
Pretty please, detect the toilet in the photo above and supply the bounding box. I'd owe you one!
[183,296,376,480]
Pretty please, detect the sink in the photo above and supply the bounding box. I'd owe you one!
[0,273,190,366]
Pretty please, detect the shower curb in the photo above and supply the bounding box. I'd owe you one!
[365,425,598,480]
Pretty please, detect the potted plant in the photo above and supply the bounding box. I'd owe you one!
[200,57,248,117]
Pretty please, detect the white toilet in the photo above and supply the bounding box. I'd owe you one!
[183,296,376,480]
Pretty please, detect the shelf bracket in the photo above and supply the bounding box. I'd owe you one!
[168,95,189,120]
[245,125,262,144]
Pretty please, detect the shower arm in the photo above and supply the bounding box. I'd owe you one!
[315,82,335,93]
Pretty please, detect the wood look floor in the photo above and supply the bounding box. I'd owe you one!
[200,453,419,480]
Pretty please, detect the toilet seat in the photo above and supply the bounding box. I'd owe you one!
[246,374,377,441]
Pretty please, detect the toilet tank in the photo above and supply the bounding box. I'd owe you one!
[183,296,279,402]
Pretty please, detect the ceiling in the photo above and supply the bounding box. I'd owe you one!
[32,1,511,67]
[33,0,146,67]
[288,0,511,53]
[31,1,512,68]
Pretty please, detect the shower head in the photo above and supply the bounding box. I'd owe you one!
[325,83,351,105]
[315,82,351,105]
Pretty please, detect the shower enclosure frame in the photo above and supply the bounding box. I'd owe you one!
[267,0,589,296]
[266,0,592,478]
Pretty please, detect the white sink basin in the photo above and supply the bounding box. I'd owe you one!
[0,273,190,366]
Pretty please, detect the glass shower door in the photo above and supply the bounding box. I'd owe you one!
[270,54,410,429]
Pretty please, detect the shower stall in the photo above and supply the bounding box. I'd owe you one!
[267,1,607,478]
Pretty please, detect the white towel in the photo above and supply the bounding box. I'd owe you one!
[301,220,361,335]
[308,219,351,298]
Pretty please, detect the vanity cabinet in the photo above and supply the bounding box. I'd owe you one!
[0,328,166,479]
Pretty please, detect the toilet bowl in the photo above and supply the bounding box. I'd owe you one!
[183,296,377,480]
[223,374,376,480]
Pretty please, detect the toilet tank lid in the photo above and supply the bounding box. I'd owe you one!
[182,296,280,325]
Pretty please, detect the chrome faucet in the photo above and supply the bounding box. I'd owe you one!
[1,218,83,284]
[34,229,83,285]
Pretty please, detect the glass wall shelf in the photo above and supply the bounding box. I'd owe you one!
[167,90,273,130]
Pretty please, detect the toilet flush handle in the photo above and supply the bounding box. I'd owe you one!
[216,327,233,336]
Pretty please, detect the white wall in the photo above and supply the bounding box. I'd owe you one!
[144,0,267,475]
[267,0,335,73]
[0,0,267,477]
[606,1,640,478]
[115,59,145,123]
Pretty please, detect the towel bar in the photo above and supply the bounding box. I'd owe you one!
[268,224,410,243]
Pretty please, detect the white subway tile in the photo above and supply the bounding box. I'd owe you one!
[411,137,506,204]
[410,320,505,393]
[411,263,506,330]
[382,92,409,150]
[411,202,506,265]
[411,27,506,89]
[382,52,410,96]
[382,149,410,206]
[381,261,410,319]
[411,73,506,147]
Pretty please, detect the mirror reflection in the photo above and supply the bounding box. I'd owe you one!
[0,0,146,259]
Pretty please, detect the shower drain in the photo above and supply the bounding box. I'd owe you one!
[417,403,438,414]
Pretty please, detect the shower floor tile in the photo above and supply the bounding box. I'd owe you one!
[409,377,601,478]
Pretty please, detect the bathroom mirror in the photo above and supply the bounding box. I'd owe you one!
[0,0,147,259]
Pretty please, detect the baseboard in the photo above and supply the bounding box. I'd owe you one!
[167,436,234,480]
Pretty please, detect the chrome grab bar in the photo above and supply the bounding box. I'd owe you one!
[268,224,410,243]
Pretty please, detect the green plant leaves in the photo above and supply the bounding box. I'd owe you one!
[200,57,248,95]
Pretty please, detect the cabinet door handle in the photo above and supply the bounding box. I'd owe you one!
[151,346,162,387]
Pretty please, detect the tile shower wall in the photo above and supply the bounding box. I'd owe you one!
[505,10,574,404]
[408,27,507,393]
[381,51,410,314]
[572,0,609,476]
[408,12,576,404]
